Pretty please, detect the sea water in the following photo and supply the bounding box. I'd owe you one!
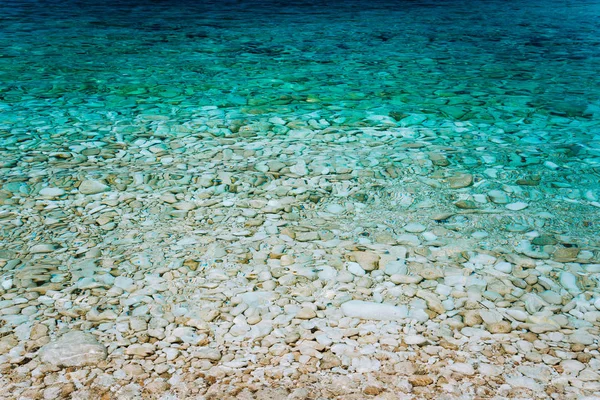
[1,0,600,398]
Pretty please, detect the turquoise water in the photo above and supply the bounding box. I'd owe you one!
[1,0,600,397]
[2,0,600,124]
[2,0,599,246]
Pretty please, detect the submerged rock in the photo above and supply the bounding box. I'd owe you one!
[340,300,408,321]
[39,331,107,367]
[79,180,109,195]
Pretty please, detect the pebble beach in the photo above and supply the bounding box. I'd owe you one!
[1,0,600,399]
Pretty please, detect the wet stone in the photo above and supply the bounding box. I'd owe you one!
[1,3,599,398]
[532,235,557,246]
[455,200,478,209]
[448,173,473,189]
[78,180,109,195]
[39,187,65,197]
[488,190,509,204]
[39,331,107,367]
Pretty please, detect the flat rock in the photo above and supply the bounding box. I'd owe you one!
[390,274,423,284]
[296,231,319,242]
[404,335,427,345]
[560,359,585,375]
[506,376,542,392]
[569,330,595,345]
[351,251,379,271]
[486,321,513,334]
[449,362,475,375]
[553,247,580,262]
[479,363,503,376]
[408,375,433,386]
[114,276,136,292]
[396,234,421,246]
[455,200,478,209]
[341,300,408,321]
[79,180,109,195]
[532,235,557,246]
[325,203,345,214]
[39,331,107,367]
[559,271,581,294]
[383,260,407,276]
[523,293,548,314]
[125,343,155,357]
[39,187,65,197]
[30,244,56,254]
[192,347,222,361]
[488,189,509,204]
[448,173,473,189]
[296,307,317,319]
[347,262,366,276]
[404,223,426,233]
[494,262,513,273]
[241,291,277,307]
[518,365,553,382]
[506,202,529,211]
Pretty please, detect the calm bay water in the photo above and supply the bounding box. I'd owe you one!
[1,1,600,398]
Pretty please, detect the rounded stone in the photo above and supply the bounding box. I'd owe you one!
[79,180,109,195]
[39,331,107,367]
[39,187,65,197]
[404,223,426,233]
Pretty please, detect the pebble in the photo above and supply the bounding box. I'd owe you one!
[39,187,65,197]
[29,244,56,253]
[488,189,509,204]
[39,331,107,367]
[341,300,408,321]
[351,251,379,271]
[570,330,595,345]
[192,347,222,361]
[296,307,317,319]
[506,202,529,211]
[125,344,155,357]
[0,21,597,398]
[345,263,365,279]
[561,359,586,375]
[486,321,512,334]
[290,160,308,176]
[390,274,423,284]
[408,375,433,386]
[559,271,581,294]
[383,260,407,276]
[448,362,475,375]
[494,262,513,273]
[506,376,542,392]
[404,223,426,233]
[448,173,473,189]
[114,276,136,292]
[78,180,109,194]
[325,204,345,214]
[404,335,427,345]
[479,363,503,376]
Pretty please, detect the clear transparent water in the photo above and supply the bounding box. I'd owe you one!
[2,0,599,240]
[1,1,600,396]
[2,0,600,123]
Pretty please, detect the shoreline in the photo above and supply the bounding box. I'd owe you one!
[1,116,599,399]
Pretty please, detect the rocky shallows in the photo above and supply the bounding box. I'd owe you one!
[1,112,599,399]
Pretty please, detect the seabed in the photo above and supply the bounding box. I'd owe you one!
[1,0,600,399]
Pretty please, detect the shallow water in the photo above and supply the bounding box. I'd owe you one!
[1,0,600,397]
[2,0,599,248]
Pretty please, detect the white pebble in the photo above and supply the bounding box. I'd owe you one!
[506,202,529,211]
[347,262,366,276]
[39,187,65,197]
[341,300,408,321]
